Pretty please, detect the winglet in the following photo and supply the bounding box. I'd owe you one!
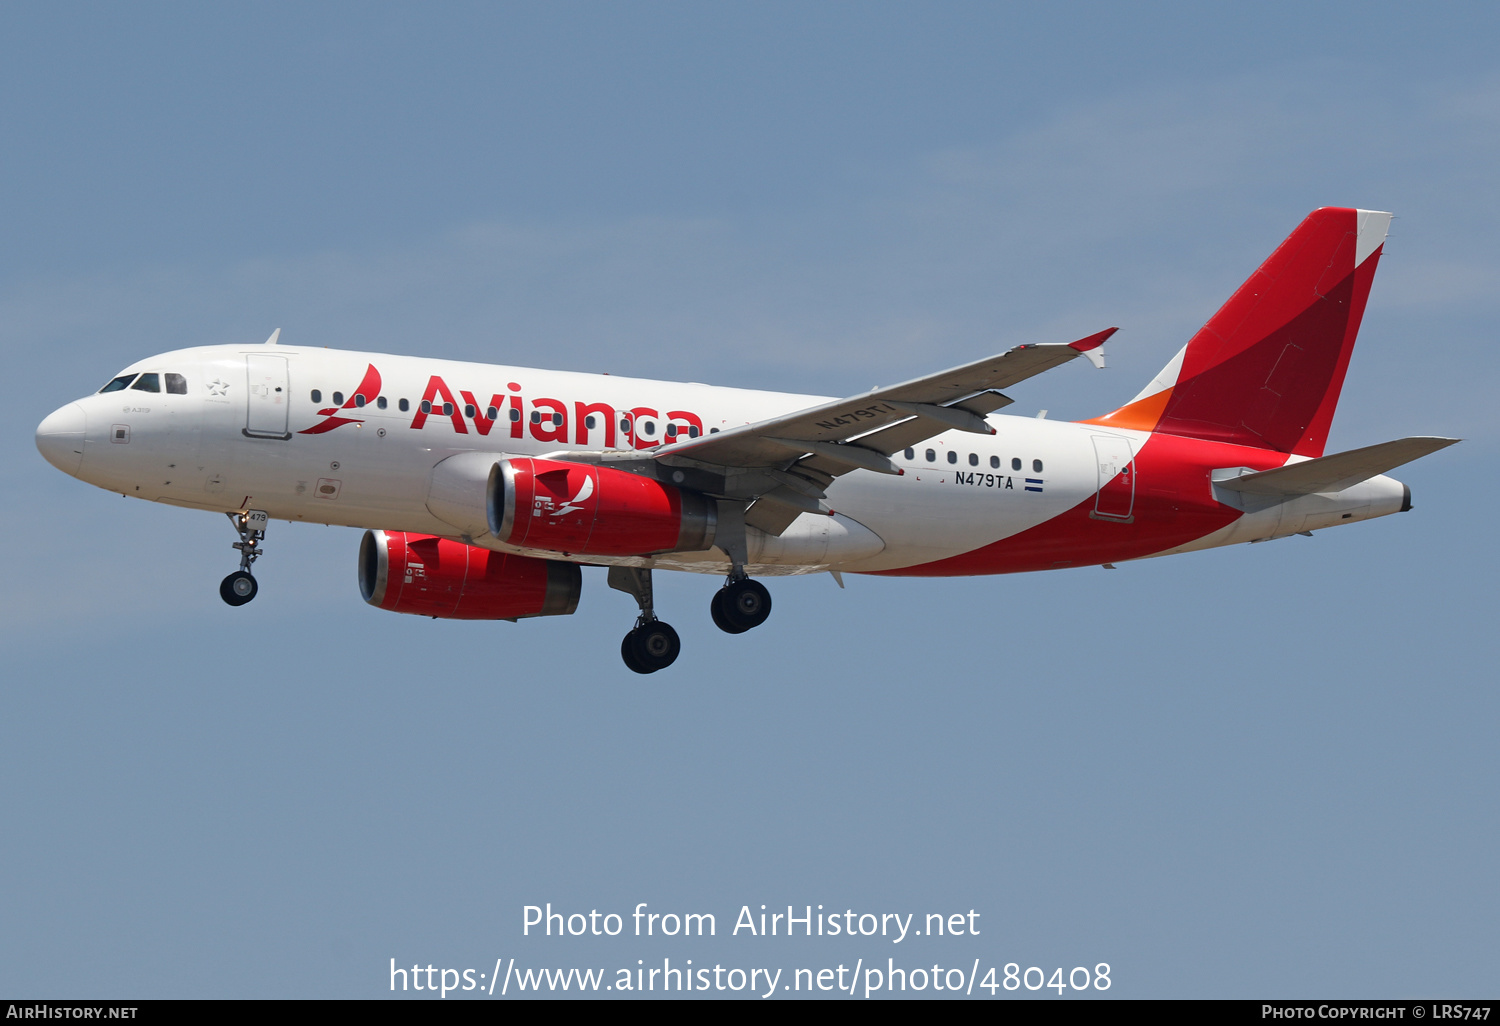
[1069,327,1115,369]
[264,328,282,345]
[1067,327,1117,352]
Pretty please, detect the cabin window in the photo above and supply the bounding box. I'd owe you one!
[709,427,719,434]
[666,424,678,437]
[464,403,476,418]
[642,421,656,435]
[904,448,914,460]
[688,426,699,437]
[130,373,160,393]
[487,406,498,420]
[947,450,957,464]
[620,418,632,433]
[509,408,520,422]
[969,452,979,466]
[377,396,388,410]
[354,394,366,407]
[552,413,563,425]
[530,410,541,424]
[442,402,454,416]
[925,449,936,462]
[332,391,344,405]
[311,389,322,403]
[99,374,137,393]
[165,373,187,394]
[1011,458,1022,471]
[399,398,409,412]
[990,455,1000,468]
[1033,459,1043,473]
[585,415,597,429]
[420,400,432,414]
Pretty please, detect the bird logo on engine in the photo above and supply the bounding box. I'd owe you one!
[552,476,594,518]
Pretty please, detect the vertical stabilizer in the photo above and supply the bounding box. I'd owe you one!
[1085,208,1391,456]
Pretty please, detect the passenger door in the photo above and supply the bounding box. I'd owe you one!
[1091,435,1135,521]
[244,354,291,439]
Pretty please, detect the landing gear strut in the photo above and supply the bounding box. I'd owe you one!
[220,509,267,607]
[608,566,680,674]
[706,499,772,634]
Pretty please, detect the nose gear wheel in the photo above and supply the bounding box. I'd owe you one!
[220,571,258,606]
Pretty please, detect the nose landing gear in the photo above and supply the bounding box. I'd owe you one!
[608,566,681,674]
[220,510,268,607]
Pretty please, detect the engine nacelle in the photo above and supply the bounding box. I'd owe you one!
[359,530,580,620]
[491,457,716,557]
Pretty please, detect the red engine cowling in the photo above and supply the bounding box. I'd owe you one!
[359,530,580,620]
[490,457,717,556]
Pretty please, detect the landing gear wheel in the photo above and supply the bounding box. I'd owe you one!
[624,620,680,673]
[710,589,749,634]
[621,630,649,674]
[220,571,258,606]
[715,578,771,632]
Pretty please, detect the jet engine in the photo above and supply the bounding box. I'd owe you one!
[490,457,717,557]
[359,530,581,620]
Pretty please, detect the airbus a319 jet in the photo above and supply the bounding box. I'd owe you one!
[36,208,1456,672]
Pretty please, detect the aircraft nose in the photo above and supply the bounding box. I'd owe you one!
[36,402,87,476]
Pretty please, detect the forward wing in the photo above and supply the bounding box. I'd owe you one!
[658,327,1115,474]
[550,328,1114,536]
[665,328,1113,531]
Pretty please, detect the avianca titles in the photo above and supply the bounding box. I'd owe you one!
[36,208,1457,673]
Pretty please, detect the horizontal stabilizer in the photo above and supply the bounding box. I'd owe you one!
[1214,436,1459,496]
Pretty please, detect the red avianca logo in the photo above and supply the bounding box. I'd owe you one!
[298,366,703,450]
[298,364,382,435]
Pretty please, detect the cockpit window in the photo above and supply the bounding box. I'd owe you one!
[130,373,161,393]
[99,374,137,393]
[165,373,187,394]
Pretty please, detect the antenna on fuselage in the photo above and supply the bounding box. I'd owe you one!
[263,328,281,345]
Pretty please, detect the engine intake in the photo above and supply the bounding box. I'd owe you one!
[359,530,580,620]
[490,457,716,557]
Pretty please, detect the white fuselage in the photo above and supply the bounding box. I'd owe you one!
[39,343,1408,577]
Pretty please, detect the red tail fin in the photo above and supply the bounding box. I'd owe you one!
[1086,208,1391,456]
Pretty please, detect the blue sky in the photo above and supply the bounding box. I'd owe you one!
[3,2,1496,998]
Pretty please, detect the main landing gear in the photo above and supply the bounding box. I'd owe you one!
[220,509,268,607]
[608,564,775,673]
[710,574,772,634]
[608,566,681,674]
[705,504,771,634]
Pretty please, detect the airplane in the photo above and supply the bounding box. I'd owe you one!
[35,207,1457,673]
